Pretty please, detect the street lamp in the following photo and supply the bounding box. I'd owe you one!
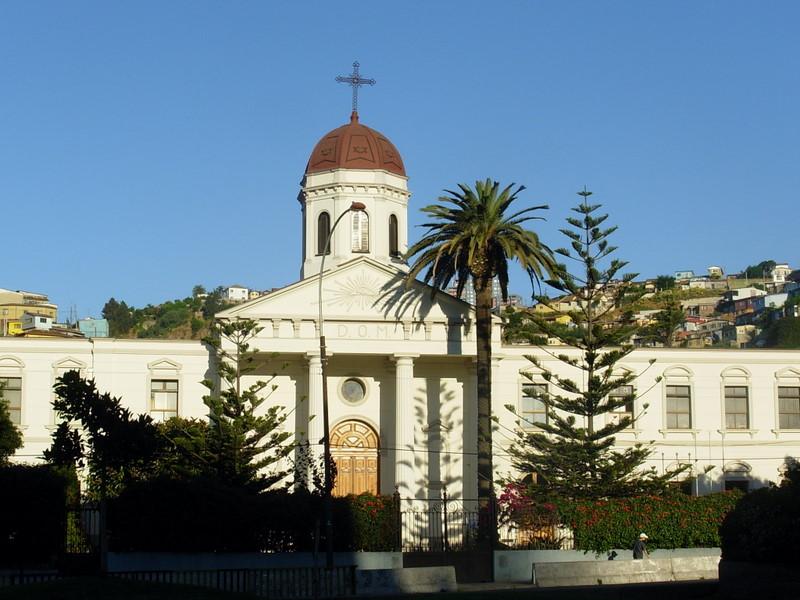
[318,201,366,569]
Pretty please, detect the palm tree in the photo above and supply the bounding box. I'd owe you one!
[405,178,556,542]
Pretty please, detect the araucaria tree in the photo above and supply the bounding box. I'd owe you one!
[508,189,684,500]
[642,290,685,348]
[203,319,292,493]
[405,179,556,534]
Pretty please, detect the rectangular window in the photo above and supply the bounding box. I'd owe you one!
[666,385,692,429]
[0,377,22,425]
[778,386,800,429]
[724,386,749,429]
[521,383,548,429]
[150,379,178,422]
[609,385,634,427]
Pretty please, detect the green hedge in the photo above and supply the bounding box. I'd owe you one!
[720,464,800,564]
[108,477,399,553]
[0,465,70,566]
[558,491,742,553]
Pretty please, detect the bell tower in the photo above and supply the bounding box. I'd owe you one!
[299,110,410,279]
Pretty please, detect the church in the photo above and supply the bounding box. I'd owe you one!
[3,100,800,503]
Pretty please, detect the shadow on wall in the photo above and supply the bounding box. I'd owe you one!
[691,460,779,495]
[376,273,471,356]
[395,379,463,501]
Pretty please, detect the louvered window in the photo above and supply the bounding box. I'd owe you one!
[352,211,369,253]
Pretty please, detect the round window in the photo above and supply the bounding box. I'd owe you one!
[341,378,366,404]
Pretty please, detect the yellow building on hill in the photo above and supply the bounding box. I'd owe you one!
[0,289,58,336]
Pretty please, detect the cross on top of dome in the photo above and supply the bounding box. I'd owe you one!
[335,61,376,114]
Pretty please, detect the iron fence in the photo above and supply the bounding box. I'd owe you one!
[0,572,61,587]
[397,492,574,552]
[398,493,483,552]
[64,503,101,555]
[112,566,356,598]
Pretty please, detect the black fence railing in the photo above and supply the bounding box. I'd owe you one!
[397,491,574,552]
[398,492,482,552]
[0,572,61,588]
[64,503,101,555]
[112,566,357,598]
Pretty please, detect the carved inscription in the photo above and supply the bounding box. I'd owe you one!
[332,323,401,340]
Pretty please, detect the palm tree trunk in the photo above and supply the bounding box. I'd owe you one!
[474,275,494,545]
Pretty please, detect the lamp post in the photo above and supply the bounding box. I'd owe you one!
[318,201,366,569]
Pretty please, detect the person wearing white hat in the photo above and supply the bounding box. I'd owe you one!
[632,532,649,559]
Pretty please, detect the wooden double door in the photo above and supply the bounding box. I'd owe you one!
[330,420,379,496]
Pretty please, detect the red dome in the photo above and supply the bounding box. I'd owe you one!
[305,112,405,177]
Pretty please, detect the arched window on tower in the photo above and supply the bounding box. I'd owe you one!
[352,210,369,253]
[317,212,331,255]
[389,214,399,257]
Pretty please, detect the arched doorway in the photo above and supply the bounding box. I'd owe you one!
[330,420,379,496]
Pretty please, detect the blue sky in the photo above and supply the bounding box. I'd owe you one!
[1,2,798,319]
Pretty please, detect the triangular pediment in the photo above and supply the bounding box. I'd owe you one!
[147,358,182,371]
[52,357,87,371]
[216,257,476,324]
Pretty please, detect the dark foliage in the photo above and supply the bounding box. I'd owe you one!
[45,371,163,498]
[763,316,800,349]
[0,465,69,566]
[740,260,776,280]
[107,475,398,553]
[720,460,800,564]
[0,393,22,463]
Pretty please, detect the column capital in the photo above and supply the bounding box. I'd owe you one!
[391,353,419,365]
[305,352,322,365]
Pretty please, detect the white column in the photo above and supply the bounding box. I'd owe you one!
[306,353,323,447]
[393,354,417,497]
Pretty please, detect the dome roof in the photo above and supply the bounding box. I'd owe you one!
[305,112,405,177]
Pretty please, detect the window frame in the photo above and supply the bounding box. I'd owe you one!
[150,379,179,422]
[662,367,695,432]
[316,211,331,256]
[777,386,800,430]
[774,368,800,432]
[389,214,399,257]
[0,376,22,425]
[724,385,750,430]
[666,384,692,429]
[520,381,549,430]
[608,384,635,428]
[51,359,87,426]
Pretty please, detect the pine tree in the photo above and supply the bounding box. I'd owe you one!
[642,291,686,347]
[202,319,292,493]
[507,189,686,500]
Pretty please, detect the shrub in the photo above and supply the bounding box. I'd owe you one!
[108,477,399,553]
[0,465,70,566]
[558,491,742,553]
[720,462,800,564]
[108,476,262,552]
[341,493,399,551]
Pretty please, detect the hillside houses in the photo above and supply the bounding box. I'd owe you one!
[520,264,799,349]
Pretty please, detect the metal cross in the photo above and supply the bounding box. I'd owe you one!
[336,61,376,113]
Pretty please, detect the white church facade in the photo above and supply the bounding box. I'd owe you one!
[3,110,800,499]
